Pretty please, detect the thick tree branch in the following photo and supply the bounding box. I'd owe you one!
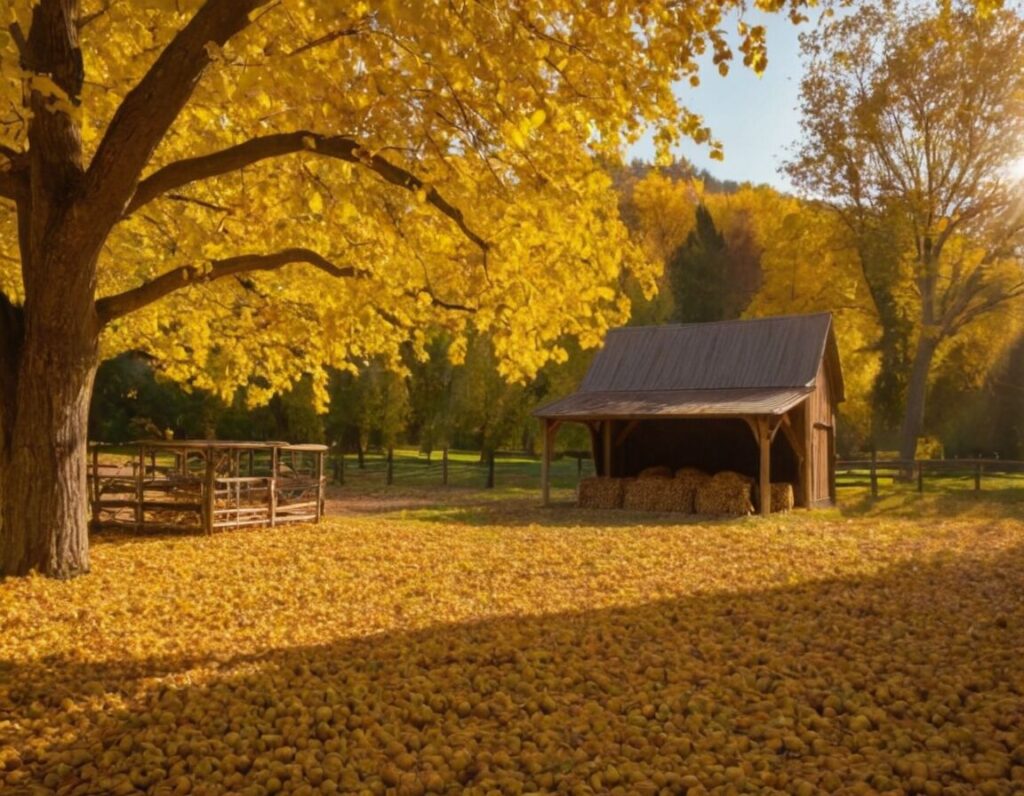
[7,21,27,60]
[947,283,1024,335]
[126,132,490,252]
[287,24,365,57]
[82,0,270,231]
[95,247,363,325]
[0,171,22,202]
[0,147,28,201]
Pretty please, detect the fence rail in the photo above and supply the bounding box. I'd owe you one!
[331,447,594,490]
[836,456,1024,497]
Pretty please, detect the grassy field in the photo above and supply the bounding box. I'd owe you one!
[2,488,1024,794]
[332,447,1024,502]
[332,447,594,493]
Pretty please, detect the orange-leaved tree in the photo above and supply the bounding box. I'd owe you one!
[786,0,1024,460]
[0,0,811,577]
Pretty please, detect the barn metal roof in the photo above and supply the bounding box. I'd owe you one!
[535,313,843,420]
[534,387,813,419]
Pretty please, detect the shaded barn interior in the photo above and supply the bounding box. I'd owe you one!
[596,418,800,487]
[536,313,845,514]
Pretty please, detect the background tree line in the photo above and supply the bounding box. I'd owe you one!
[92,164,1024,461]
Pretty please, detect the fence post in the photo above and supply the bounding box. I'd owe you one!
[975,461,982,492]
[386,446,394,485]
[870,449,878,499]
[442,446,449,486]
[316,450,325,522]
[486,450,495,489]
[203,451,215,535]
[269,447,278,528]
[136,447,145,531]
[917,461,924,494]
[90,446,100,524]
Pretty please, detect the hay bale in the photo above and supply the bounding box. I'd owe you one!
[770,482,795,513]
[578,477,625,509]
[664,467,709,513]
[695,470,754,516]
[638,465,674,480]
[674,466,711,492]
[623,476,692,512]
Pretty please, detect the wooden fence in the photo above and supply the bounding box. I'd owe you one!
[89,440,327,533]
[836,455,1024,497]
[331,447,594,489]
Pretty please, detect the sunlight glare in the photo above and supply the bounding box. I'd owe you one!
[1008,155,1024,182]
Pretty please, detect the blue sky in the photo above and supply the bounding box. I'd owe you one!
[630,10,812,192]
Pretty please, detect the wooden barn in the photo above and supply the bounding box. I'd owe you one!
[534,312,844,514]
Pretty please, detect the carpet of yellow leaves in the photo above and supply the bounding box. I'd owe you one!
[2,500,1024,795]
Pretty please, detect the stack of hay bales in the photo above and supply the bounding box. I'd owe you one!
[579,470,794,515]
[577,476,626,509]
[667,467,710,514]
[623,475,692,512]
[769,482,795,513]
[695,470,755,515]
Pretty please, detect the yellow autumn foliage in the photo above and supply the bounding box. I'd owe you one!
[2,502,1023,794]
[0,0,812,404]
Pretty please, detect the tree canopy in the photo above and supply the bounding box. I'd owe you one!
[0,0,816,402]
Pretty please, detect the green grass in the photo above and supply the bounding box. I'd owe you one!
[332,447,594,492]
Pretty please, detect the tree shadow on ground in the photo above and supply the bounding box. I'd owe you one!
[5,540,1024,794]
[326,482,1024,529]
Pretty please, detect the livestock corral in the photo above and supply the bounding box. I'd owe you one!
[88,440,327,534]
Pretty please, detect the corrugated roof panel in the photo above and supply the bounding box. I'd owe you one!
[579,313,833,392]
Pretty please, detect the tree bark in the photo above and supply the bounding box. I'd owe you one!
[897,334,939,463]
[0,313,98,578]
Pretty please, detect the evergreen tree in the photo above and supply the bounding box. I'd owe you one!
[668,204,730,323]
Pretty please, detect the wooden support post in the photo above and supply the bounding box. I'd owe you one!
[202,451,215,535]
[314,450,325,522]
[486,450,495,489]
[975,461,982,492]
[602,420,613,478]
[442,446,449,485]
[917,461,924,494]
[386,446,394,485]
[758,418,771,517]
[269,447,278,527]
[541,419,551,506]
[870,449,878,499]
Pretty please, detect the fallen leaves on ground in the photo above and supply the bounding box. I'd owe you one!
[1,501,1023,795]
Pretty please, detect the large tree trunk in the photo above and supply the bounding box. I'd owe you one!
[897,334,939,462]
[0,308,99,578]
